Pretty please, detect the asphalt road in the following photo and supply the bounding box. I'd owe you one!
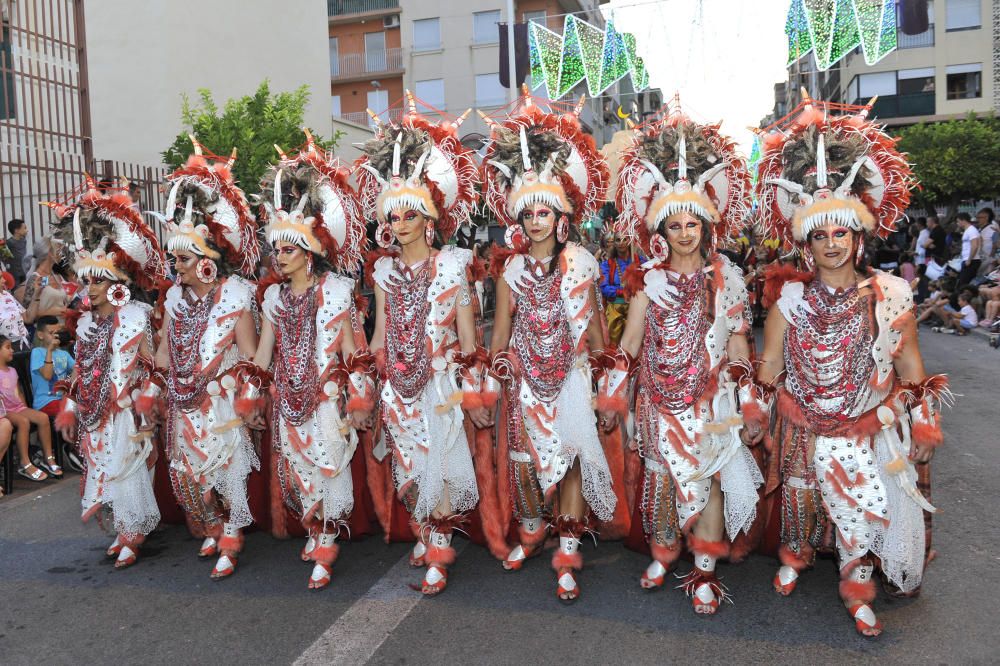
[1,331,997,665]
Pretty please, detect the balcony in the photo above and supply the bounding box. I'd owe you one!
[331,48,403,82]
[855,92,935,119]
[337,108,403,127]
[328,0,399,18]
[898,23,934,49]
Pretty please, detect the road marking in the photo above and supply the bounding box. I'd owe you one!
[294,540,467,666]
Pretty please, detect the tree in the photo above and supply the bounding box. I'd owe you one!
[896,112,1000,217]
[162,81,342,202]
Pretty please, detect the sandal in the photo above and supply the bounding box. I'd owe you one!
[503,542,542,571]
[198,537,218,558]
[640,559,670,590]
[210,553,237,579]
[17,464,48,482]
[773,565,799,596]
[849,603,883,637]
[409,540,427,567]
[556,568,580,603]
[41,455,63,478]
[114,545,138,569]
[308,561,333,590]
[418,564,448,596]
[301,534,317,562]
[678,569,730,615]
[106,536,123,559]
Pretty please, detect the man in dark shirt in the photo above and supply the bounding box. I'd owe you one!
[5,218,28,287]
[926,216,948,265]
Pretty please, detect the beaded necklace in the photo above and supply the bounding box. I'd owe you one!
[385,260,433,400]
[273,283,320,426]
[75,312,116,430]
[639,268,711,413]
[512,257,573,403]
[168,286,217,411]
[784,278,875,434]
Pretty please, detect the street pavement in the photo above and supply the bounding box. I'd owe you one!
[1,330,998,665]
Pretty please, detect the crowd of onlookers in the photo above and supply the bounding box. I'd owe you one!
[0,220,79,498]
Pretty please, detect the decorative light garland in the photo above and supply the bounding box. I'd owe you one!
[529,16,649,100]
[786,0,897,71]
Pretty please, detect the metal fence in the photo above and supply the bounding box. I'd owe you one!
[331,47,403,80]
[328,0,399,17]
[0,0,166,246]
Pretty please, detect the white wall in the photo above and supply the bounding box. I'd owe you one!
[84,0,330,167]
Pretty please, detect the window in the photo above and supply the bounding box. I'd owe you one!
[413,18,440,51]
[857,71,897,97]
[415,79,445,109]
[898,67,935,95]
[329,37,339,76]
[524,10,546,27]
[365,31,386,72]
[946,63,982,98]
[475,73,506,107]
[473,10,501,44]
[331,95,341,117]
[945,0,979,30]
[367,89,389,126]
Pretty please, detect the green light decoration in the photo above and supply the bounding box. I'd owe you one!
[529,16,649,100]
[785,0,898,70]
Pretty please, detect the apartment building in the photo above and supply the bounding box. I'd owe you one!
[327,0,656,146]
[776,0,997,127]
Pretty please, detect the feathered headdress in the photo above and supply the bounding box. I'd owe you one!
[43,174,166,291]
[756,89,913,247]
[355,91,478,243]
[159,136,260,277]
[259,129,366,274]
[481,89,609,227]
[615,104,751,256]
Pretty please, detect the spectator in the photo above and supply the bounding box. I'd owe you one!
[911,264,930,304]
[599,233,634,345]
[5,219,28,287]
[0,335,61,480]
[0,414,10,497]
[977,207,998,266]
[30,315,73,417]
[16,237,70,326]
[926,216,948,265]
[956,212,982,286]
[929,290,978,335]
[913,217,929,265]
[0,276,29,350]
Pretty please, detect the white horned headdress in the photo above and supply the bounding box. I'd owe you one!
[480,88,609,238]
[260,128,366,274]
[615,102,751,259]
[756,89,913,248]
[43,174,167,292]
[159,136,260,278]
[355,90,478,246]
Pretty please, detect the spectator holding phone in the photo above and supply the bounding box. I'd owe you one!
[30,315,73,417]
[16,237,70,325]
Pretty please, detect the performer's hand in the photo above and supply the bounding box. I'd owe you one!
[910,443,936,464]
[741,423,764,446]
[347,409,372,431]
[468,406,492,430]
[598,410,618,433]
[245,408,267,431]
[59,424,76,443]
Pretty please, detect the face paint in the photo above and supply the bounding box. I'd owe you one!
[663,210,703,259]
[520,203,558,245]
[809,225,854,270]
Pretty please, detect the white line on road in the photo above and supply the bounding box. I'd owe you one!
[294,540,468,666]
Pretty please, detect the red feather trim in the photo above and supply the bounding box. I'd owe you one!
[778,543,814,570]
[910,422,943,447]
[425,543,457,567]
[134,394,162,418]
[256,270,286,304]
[311,542,340,566]
[839,579,876,604]
[649,541,682,565]
[55,406,76,431]
[518,523,547,548]
[623,261,648,299]
[741,401,769,429]
[471,425,509,559]
[346,396,374,414]
[468,254,487,284]
[218,533,245,555]
[234,397,264,418]
[763,264,812,309]
[488,246,519,279]
[363,248,397,288]
[596,394,628,415]
[686,534,730,559]
[551,549,583,571]
[461,392,484,410]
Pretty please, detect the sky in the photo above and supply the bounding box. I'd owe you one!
[600,0,791,151]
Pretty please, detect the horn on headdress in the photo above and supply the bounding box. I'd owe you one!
[273,169,284,211]
[226,148,238,169]
[189,134,204,156]
[392,132,403,177]
[519,126,532,172]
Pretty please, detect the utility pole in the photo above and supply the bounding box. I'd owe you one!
[506,0,517,104]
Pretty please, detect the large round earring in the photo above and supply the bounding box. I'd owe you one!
[649,234,670,262]
[376,221,394,249]
[195,258,218,284]
[556,216,569,244]
[106,283,131,307]
[425,220,436,246]
[505,225,528,252]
